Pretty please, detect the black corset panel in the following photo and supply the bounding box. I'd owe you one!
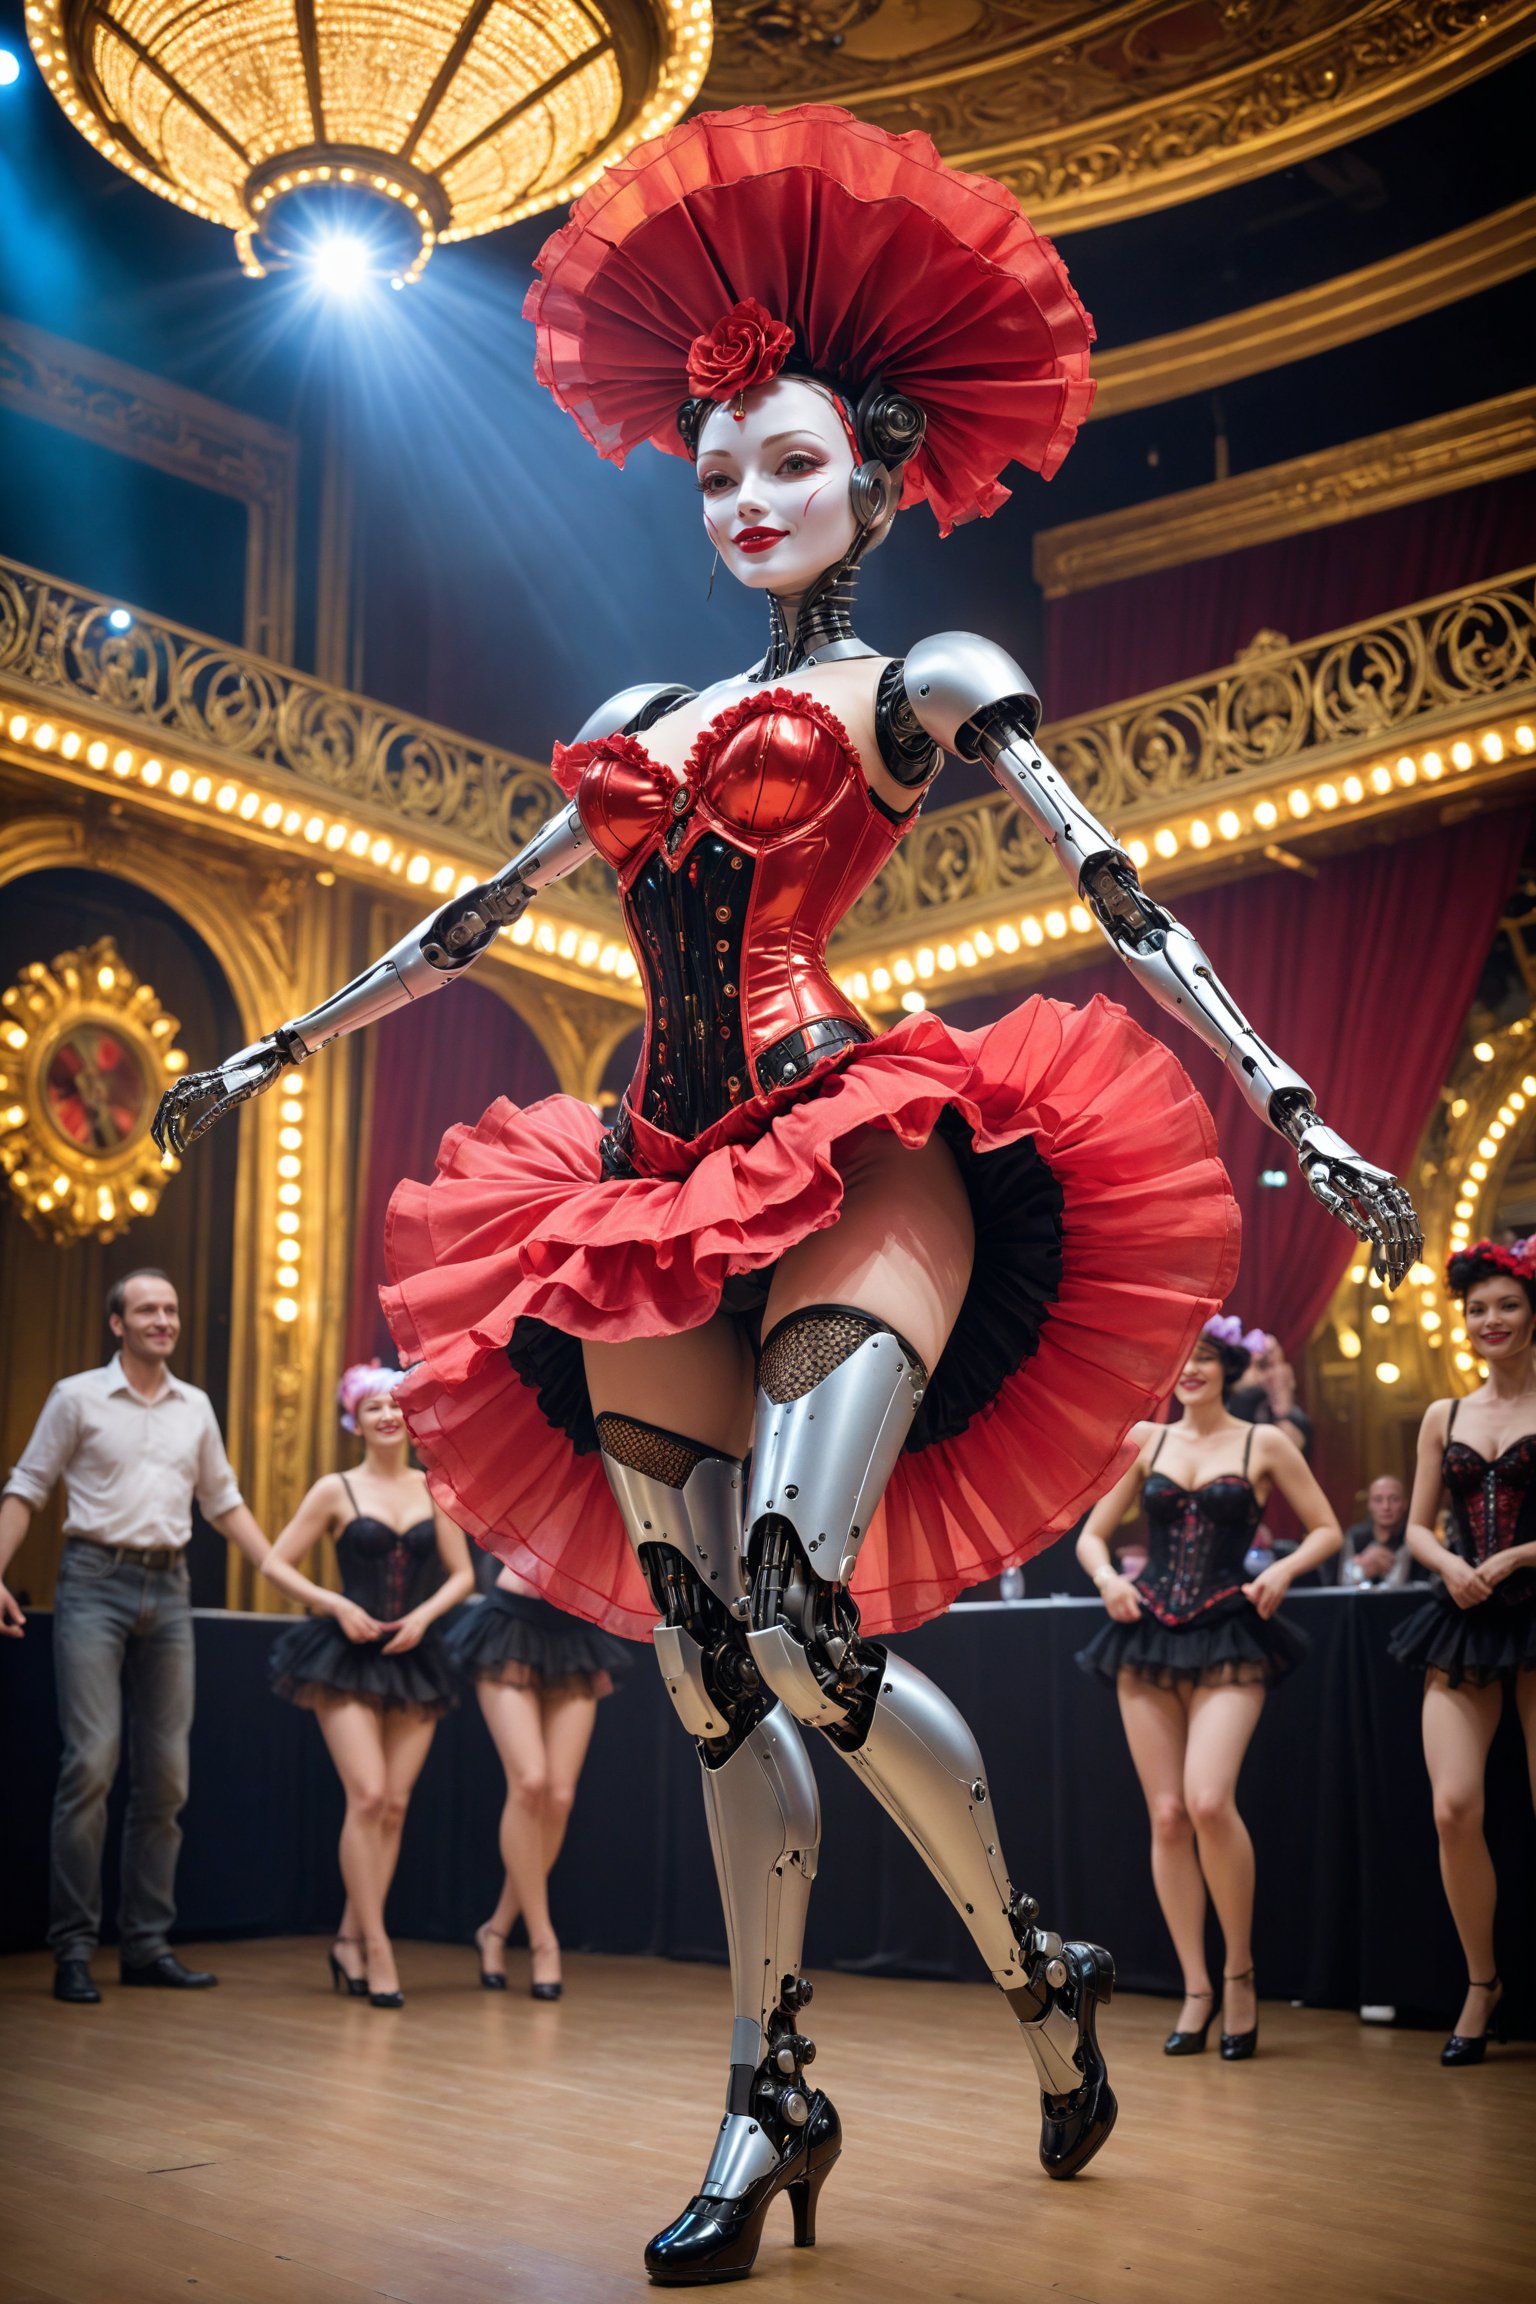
[627,832,753,1139]
[1443,1434,1536,1607]
[335,1517,440,1624]
[1137,1475,1264,1626]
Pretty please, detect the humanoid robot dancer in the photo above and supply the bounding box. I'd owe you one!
[158,106,1420,2287]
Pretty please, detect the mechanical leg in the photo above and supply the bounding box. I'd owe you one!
[743,1307,1117,2179]
[596,1413,842,2284]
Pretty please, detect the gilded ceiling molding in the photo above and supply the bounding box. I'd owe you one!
[0,313,298,663]
[828,566,1536,996]
[704,0,1536,237]
[1036,390,1536,598]
[1091,197,1536,421]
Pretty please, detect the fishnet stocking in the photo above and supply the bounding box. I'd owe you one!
[758,1307,922,1406]
[596,1413,729,1487]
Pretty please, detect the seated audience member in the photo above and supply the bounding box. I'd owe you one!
[1340,1474,1416,1586]
[1227,1331,1312,1456]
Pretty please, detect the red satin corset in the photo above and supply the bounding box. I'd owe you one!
[551,690,912,1140]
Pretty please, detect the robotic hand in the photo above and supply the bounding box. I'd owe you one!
[1284,1108,1423,1287]
[152,800,590,1158]
[902,634,1423,1289]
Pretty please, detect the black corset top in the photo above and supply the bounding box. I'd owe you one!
[1442,1402,1536,1608]
[335,1477,440,1623]
[1137,1426,1263,1626]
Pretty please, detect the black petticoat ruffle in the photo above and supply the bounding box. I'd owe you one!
[506,1106,1064,1456]
[1076,1592,1307,1691]
[268,1614,459,1715]
[443,1587,631,1696]
[1387,1589,1536,1688]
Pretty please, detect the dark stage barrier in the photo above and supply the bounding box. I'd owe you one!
[3,1592,1532,2030]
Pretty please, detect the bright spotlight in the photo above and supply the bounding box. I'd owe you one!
[107,608,133,632]
[309,234,375,296]
[0,48,22,87]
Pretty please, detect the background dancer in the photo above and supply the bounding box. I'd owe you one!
[156,105,1418,2284]
[1076,1317,1340,2059]
[263,1363,473,2006]
[446,1556,629,1999]
[1391,1239,1536,2064]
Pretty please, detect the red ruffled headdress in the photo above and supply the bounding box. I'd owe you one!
[525,104,1095,536]
[1448,1236,1536,1290]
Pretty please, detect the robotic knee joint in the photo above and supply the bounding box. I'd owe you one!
[597,1413,768,1760]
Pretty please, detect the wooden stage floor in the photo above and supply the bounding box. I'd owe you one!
[1,1941,1531,2304]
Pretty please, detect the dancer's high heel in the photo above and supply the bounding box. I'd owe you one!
[1220,1967,1258,2061]
[644,2092,841,2285]
[529,1940,563,2002]
[1442,1976,1505,2067]
[473,1923,509,1991]
[369,1984,405,2009]
[327,1938,368,1998]
[1007,1927,1118,2179]
[1163,1987,1214,2056]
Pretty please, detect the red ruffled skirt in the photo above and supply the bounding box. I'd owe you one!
[382,998,1239,1640]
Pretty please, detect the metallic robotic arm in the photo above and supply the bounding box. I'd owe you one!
[152,800,590,1154]
[903,633,1422,1286]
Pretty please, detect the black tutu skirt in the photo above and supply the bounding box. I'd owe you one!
[443,1588,631,1698]
[1387,1586,1536,1688]
[269,1614,459,1716]
[1076,1592,1307,1690]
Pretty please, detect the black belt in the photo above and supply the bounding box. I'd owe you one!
[754,1016,871,1096]
[68,1537,185,1571]
[599,1017,872,1178]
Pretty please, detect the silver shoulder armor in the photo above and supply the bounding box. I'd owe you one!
[903,632,1041,755]
[573,682,696,745]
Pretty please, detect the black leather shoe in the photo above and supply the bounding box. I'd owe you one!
[1164,1989,1214,2056]
[1010,1940,1118,2179]
[1442,1976,1504,2066]
[1219,1966,1258,2061]
[120,1952,218,1989]
[645,2093,841,2286]
[53,1959,101,2004]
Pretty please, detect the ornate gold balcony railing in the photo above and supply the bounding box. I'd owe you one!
[831,566,1536,1006]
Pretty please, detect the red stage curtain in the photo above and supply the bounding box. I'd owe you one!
[943,806,1528,1362]
[1045,472,1536,720]
[347,982,558,1364]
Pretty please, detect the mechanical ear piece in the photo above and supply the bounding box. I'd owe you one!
[848,461,897,534]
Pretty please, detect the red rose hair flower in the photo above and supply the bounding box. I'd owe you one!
[686,298,796,403]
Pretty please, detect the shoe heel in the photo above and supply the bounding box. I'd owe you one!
[788,2150,838,2248]
[328,1951,343,1995]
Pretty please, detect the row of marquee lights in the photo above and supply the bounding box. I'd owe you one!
[2,707,642,991]
[8,704,1534,1020]
[835,721,1536,1013]
[1334,1044,1535,1388]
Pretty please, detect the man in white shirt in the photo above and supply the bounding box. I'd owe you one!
[0,1269,270,2003]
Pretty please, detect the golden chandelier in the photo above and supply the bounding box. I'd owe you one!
[25,0,712,283]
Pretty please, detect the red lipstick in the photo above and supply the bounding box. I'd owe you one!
[734,527,788,555]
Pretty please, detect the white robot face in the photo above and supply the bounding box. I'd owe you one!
[694,375,860,601]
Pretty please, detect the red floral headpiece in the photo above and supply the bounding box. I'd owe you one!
[526,104,1094,535]
[1448,1236,1536,1289]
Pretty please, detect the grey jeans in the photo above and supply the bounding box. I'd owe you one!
[49,1540,195,1965]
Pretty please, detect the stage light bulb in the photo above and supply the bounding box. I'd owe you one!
[107,606,133,631]
[309,233,374,296]
[0,48,21,86]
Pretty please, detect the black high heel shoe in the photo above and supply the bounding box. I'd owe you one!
[644,2092,841,2285]
[1006,1929,1118,2179]
[369,1984,405,2009]
[1442,1976,1504,2067]
[1220,1967,1258,2061]
[1164,1988,1214,2056]
[327,1939,368,1999]
[473,1923,508,1991]
[529,1941,563,2002]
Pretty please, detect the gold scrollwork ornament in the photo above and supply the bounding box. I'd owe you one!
[0,936,188,1244]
